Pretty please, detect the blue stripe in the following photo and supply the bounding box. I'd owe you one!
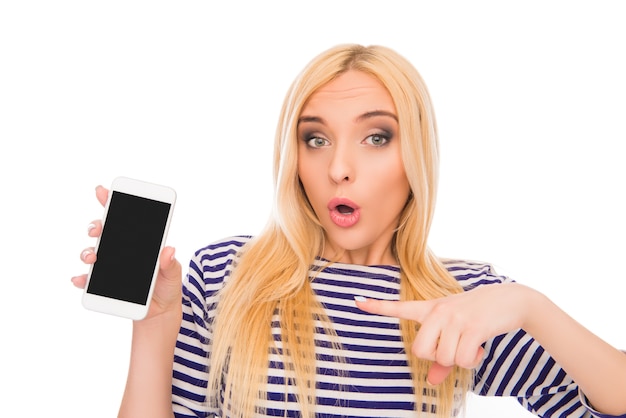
[326,314,399,330]
[510,342,545,395]
[317,265,401,280]
[525,354,555,396]
[544,389,578,416]
[314,280,399,297]
[499,337,535,393]
[194,236,249,254]
[172,384,206,403]
[473,333,506,394]
[176,339,208,358]
[173,369,207,388]
[174,354,208,373]
[483,330,526,395]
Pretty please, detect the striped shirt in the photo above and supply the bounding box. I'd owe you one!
[172,236,619,417]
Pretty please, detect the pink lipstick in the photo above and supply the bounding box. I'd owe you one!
[327,197,361,228]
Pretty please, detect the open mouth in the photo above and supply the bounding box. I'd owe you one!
[328,198,361,228]
[336,204,355,215]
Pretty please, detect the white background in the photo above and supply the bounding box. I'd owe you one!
[1,1,625,416]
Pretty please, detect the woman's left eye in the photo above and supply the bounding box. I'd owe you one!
[363,133,390,146]
[306,136,330,148]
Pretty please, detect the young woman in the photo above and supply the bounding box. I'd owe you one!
[73,44,626,417]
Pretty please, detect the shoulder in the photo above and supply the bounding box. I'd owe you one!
[184,235,253,301]
[189,235,253,276]
[440,258,514,291]
[192,235,253,263]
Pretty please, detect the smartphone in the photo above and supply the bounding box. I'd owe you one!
[82,176,176,320]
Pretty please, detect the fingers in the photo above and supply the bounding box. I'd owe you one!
[72,186,108,290]
[82,218,103,265]
[411,317,441,361]
[87,220,102,237]
[456,334,486,369]
[74,220,100,289]
[80,247,96,264]
[427,362,454,386]
[95,185,108,207]
[355,297,430,322]
[356,296,485,386]
[423,334,484,385]
[71,274,87,289]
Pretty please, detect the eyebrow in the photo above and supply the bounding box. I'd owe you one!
[298,115,324,125]
[298,110,398,126]
[357,110,398,122]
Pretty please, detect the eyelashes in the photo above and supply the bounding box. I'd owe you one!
[363,132,391,147]
[300,129,395,149]
[303,136,330,148]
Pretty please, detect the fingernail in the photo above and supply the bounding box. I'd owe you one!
[81,249,92,260]
[426,378,434,386]
[354,296,366,302]
[170,247,176,261]
[87,223,96,233]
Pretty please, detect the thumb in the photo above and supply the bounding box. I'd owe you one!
[159,246,182,284]
[427,362,454,386]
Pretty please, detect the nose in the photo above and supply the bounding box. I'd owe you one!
[328,142,354,184]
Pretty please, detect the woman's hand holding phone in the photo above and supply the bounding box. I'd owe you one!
[71,184,183,322]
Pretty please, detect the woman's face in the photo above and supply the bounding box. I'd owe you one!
[297,70,411,265]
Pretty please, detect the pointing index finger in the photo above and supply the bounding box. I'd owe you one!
[354,296,430,323]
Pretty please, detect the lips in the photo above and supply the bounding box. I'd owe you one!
[327,197,361,228]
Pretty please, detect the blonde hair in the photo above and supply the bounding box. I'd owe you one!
[207,44,471,417]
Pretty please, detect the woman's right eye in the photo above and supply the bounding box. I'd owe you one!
[305,136,330,148]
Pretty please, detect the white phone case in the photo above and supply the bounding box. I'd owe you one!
[82,176,176,320]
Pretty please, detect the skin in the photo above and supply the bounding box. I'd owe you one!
[297,70,410,266]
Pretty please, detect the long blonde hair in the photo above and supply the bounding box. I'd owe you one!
[207,44,471,417]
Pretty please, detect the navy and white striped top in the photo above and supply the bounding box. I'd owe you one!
[172,236,621,417]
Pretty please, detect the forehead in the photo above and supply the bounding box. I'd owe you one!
[302,70,395,113]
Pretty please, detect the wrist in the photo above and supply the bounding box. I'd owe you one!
[518,284,553,335]
[132,308,182,340]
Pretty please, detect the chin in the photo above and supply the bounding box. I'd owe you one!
[323,229,377,254]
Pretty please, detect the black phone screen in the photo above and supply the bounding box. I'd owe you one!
[86,191,171,305]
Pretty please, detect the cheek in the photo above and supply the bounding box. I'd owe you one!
[297,155,321,206]
[372,173,410,219]
[394,170,412,208]
[365,158,410,200]
[395,166,411,196]
[381,174,410,211]
[297,160,310,189]
[388,152,411,198]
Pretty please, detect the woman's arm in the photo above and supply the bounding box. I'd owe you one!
[522,288,626,415]
[117,245,183,418]
[355,283,626,415]
[118,309,181,418]
[76,247,183,418]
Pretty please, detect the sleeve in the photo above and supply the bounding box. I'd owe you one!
[468,267,626,418]
[170,236,250,418]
